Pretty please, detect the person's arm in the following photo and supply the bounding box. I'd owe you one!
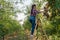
[40,10,44,13]
[34,9,44,14]
[35,10,41,13]
[37,8,45,13]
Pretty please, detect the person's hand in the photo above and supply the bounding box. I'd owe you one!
[40,10,44,13]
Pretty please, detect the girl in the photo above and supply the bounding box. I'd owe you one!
[29,4,41,36]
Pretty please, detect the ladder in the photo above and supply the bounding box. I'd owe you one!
[35,18,49,40]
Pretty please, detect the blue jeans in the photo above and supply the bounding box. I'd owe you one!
[29,16,36,35]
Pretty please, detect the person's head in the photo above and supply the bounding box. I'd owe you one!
[32,4,36,10]
[31,4,36,14]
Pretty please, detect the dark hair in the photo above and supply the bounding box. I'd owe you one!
[32,4,36,9]
[31,4,36,14]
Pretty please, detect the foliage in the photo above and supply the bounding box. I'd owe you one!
[0,0,21,38]
[23,17,31,30]
[0,0,60,40]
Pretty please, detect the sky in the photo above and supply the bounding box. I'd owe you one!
[13,0,32,25]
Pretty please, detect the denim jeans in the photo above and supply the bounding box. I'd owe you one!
[29,16,36,35]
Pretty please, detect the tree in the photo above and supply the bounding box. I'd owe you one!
[0,0,21,40]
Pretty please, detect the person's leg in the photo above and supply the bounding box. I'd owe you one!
[29,19,32,24]
[29,16,33,23]
[31,18,35,35]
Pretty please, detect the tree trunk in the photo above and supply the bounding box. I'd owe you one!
[3,35,4,40]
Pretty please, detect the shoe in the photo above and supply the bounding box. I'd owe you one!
[30,35,34,37]
[30,35,34,40]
